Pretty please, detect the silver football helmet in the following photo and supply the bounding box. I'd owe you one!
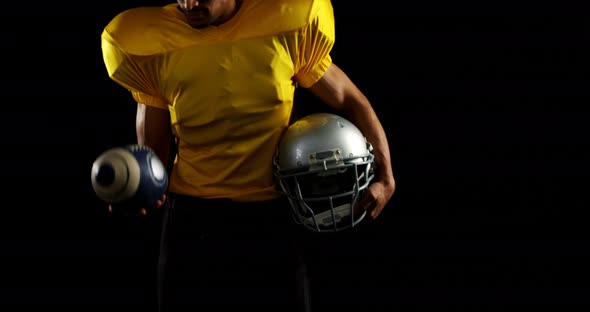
[273,113,375,232]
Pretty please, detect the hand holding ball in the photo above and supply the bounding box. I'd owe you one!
[91,144,168,214]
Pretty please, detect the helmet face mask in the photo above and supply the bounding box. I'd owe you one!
[274,113,375,232]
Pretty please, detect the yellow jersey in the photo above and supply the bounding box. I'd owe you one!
[101,0,335,201]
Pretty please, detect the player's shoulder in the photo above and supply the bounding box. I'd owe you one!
[105,6,165,31]
[102,4,190,55]
[245,0,332,33]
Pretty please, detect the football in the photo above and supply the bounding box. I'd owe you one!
[91,144,168,208]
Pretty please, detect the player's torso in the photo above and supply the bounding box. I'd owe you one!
[122,0,313,145]
[159,36,297,145]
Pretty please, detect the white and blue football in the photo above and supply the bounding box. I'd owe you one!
[91,144,168,207]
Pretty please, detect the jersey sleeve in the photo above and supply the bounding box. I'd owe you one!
[293,0,336,88]
[100,10,169,110]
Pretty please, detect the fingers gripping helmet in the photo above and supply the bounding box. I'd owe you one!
[273,113,375,232]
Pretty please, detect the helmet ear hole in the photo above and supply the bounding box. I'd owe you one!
[273,113,375,232]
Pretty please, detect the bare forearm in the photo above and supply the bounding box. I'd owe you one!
[307,64,394,186]
[341,96,394,185]
[136,103,172,167]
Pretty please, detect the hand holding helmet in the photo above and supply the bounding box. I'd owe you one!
[274,113,375,232]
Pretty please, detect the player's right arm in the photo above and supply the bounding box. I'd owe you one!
[125,103,172,216]
[107,103,172,216]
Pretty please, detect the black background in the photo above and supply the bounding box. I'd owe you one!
[2,1,590,310]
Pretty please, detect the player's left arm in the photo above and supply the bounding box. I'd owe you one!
[308,63,396,219]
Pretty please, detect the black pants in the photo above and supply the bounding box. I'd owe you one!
[157,194,311,312]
